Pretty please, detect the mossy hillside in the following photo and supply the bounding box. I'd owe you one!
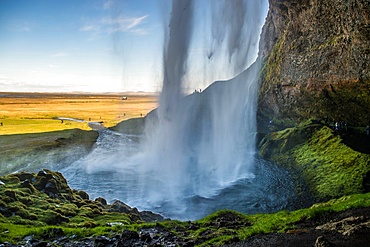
[110,117,146,135]
[0,170,158,233]
[1,190,369,246]
[0,170,369,245]
[259,121,370,200]
[0,129,98,175]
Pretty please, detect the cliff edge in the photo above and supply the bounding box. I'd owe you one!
[258,0,370,131]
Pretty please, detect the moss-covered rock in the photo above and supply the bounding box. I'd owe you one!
[0,169,165,229]
[259,121,370,200]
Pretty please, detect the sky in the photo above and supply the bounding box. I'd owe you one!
[0,0,268,93]
[0,0,165,92]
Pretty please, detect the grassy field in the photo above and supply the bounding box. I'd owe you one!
[0,92,158,135]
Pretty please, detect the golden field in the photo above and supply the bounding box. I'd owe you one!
[0,92,158,135]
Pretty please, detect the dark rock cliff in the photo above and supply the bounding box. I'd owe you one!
[258,0,370,131]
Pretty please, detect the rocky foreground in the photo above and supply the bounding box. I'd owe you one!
[0,169,369,246]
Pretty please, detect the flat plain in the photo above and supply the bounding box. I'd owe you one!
[0,92,158,135]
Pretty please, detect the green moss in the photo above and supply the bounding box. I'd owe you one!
[0,192,369,245]
[1,162,369,245]
[293,127,369,198]
[54,203,78,217]
[110,117,145,135]
[0,129,98,175]
[15,208,37,220]
[262,36,286,84]
[38,210,69,225]
[94,212,131,226]
[1,175,20,184]
[259,121,370,200]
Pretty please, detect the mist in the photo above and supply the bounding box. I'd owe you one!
[61,0,303,220]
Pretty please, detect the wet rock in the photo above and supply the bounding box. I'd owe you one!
[37,170,47,177]
[94,236,114,247]
[77,190,89,200]
[316,216,370,237]
[12,172,34,182]
[138,210,166,222]
[314,236,332,247]
[121,230,140,241]
[44,180,59,195]
[189,222,199,230]
[33,170,73,198]
[108,200,143,222]
[95,197,107,206]
[4,190,16,200]
[258,0,370,130]
[109,200,132,214]
[31,241,48,247]
[117,230,141,246]
[139,232,152,242]
[34,176,47,191]
[20,179,36,192]
[343,220,370,237]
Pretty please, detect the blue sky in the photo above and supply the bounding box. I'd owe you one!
[0,0,268,93]
[0,0,165,92]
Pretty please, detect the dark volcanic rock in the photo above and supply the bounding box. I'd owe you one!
[258,0,370,131]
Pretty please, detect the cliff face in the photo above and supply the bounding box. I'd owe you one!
[258,0,370,130]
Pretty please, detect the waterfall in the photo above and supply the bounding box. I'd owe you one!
[66,0,274,220]
[140,0,267,204]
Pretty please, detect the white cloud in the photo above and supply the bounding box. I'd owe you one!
[80,15,149,35]
[103,15,148,28]
[103,0,114,9]
[79,24,100,32]
[131,28,148,35]
[128,15,148,29]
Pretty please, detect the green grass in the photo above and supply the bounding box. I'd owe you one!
[259,121,370,200]
[1,169,369,246]
[294,126,369,198]
[165,193,370,246]
[0,129,98,175]
[0,118,90,135]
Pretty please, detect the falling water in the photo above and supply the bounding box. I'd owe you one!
[141,0,265,201]
[63,0,309,220]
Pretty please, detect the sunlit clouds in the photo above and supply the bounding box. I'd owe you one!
[80,15,149,35]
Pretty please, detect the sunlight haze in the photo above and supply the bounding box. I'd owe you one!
[0,0,268,93]
[0,0,164,92]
